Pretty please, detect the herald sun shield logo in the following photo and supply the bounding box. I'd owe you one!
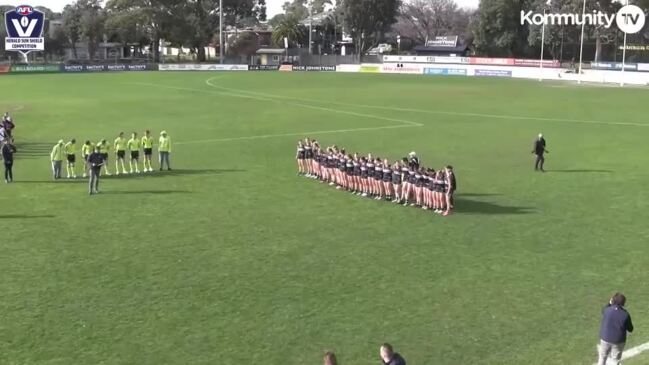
[5,5,45,56]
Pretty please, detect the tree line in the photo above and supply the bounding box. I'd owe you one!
[0,0,647,62]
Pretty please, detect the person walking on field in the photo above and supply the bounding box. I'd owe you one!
[158,130,172,171]
[533,133,548,171]
[597,293,634,365]
[50,140,64,180]
[2,139,16,183]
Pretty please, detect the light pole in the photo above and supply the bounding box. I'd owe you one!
[620,0,629,86]
[577,0,586,84]
[308,1,313,55]
[219,0,223,64]
[539,9,546,81]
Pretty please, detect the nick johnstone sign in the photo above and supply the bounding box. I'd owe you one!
[521,5,646,34]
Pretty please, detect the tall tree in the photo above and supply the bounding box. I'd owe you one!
[341,0,401,55]
[62,3,83,59]
[471,0,531,57]
[271,15,305,47]
[393,0,472,44]
[105,0,177,62]
[77,0,105,60]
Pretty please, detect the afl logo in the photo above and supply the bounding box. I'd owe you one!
[5,5,44,38]
[4,4,45,55]
[16,6,34,15]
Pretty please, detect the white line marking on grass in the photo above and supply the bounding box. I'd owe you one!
[203,77,649,128]
[129,81,422,127]
[592,341,649,365]
[174,124,421,145]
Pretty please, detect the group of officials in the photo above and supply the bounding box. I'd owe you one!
[49,130,172,195]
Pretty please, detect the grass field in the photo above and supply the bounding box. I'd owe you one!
[1,71,649,365]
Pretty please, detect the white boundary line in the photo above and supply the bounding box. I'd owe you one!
[203,77,649,128]
[128,81,424,145]
[175,124,420,145]
[592,341,649,364]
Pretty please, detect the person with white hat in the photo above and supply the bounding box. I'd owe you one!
[158,130,172,171]
[532,133,548,172]
[50,139,65,180]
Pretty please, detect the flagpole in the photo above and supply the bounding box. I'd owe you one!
[620,0,629,87]
[577,0,587,84]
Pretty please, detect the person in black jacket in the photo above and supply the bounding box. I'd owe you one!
[380,343,406,365]
[532,133,548,171]
[87,146,104,195]
[1,139,16,183]
[597,293,633,365]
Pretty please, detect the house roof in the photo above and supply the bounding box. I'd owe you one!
[256,48,286,54]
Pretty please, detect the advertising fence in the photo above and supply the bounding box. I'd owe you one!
[159,64,248,71]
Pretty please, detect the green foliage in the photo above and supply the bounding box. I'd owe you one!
[271,15,305,47]
[341,0,401,55]
[471,0,532,57]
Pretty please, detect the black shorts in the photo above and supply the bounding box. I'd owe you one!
[144,148,153,156]
[131,151,140,160]
[117,150,126,159]
[361,171,368,179]
[392,178,401,185]
[100,153,109,161]
[297,152,305,160]
[67,154,75,163]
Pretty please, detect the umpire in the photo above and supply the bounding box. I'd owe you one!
[532,133,548,171]
[2,138,16,183]
[87,146,104,195]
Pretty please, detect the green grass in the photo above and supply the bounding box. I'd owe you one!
[1,71,648,365]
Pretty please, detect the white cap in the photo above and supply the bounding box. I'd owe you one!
[538,133,543,138]
[160,130,167,135]
[58,139,64,144]
[409,151,416,156]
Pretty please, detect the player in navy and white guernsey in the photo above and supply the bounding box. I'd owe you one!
[294,139,459,216]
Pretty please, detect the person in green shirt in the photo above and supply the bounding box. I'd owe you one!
[158,130,172,171]
[81,140,93,178]
[127,132,141,174]
[97,139,111,176]
[64,138,77,179]
[141,129,154,172]
[114,132,128,175]
[50,139,64,180]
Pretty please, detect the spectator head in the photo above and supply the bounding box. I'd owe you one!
[71,139,76,144]
[85,140,91,145]
[145,129,150,135]
[323,351,338,365]
[119,131,124,137]
[380,343,394,362]
[611,293,627,307]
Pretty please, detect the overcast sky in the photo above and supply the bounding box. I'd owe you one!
[3,0,480,17]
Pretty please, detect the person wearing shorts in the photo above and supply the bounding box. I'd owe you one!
[127,132,141,174]
[141,130,154,172]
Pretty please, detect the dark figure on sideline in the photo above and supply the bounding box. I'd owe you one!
[1,139,16,183]
[87,146,104,195]
[532,133,548,171]
[597,293,634,365]
[380,343,406,365]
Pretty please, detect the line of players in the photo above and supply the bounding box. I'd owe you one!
[58,130,171,179]
[296,139,457,216]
